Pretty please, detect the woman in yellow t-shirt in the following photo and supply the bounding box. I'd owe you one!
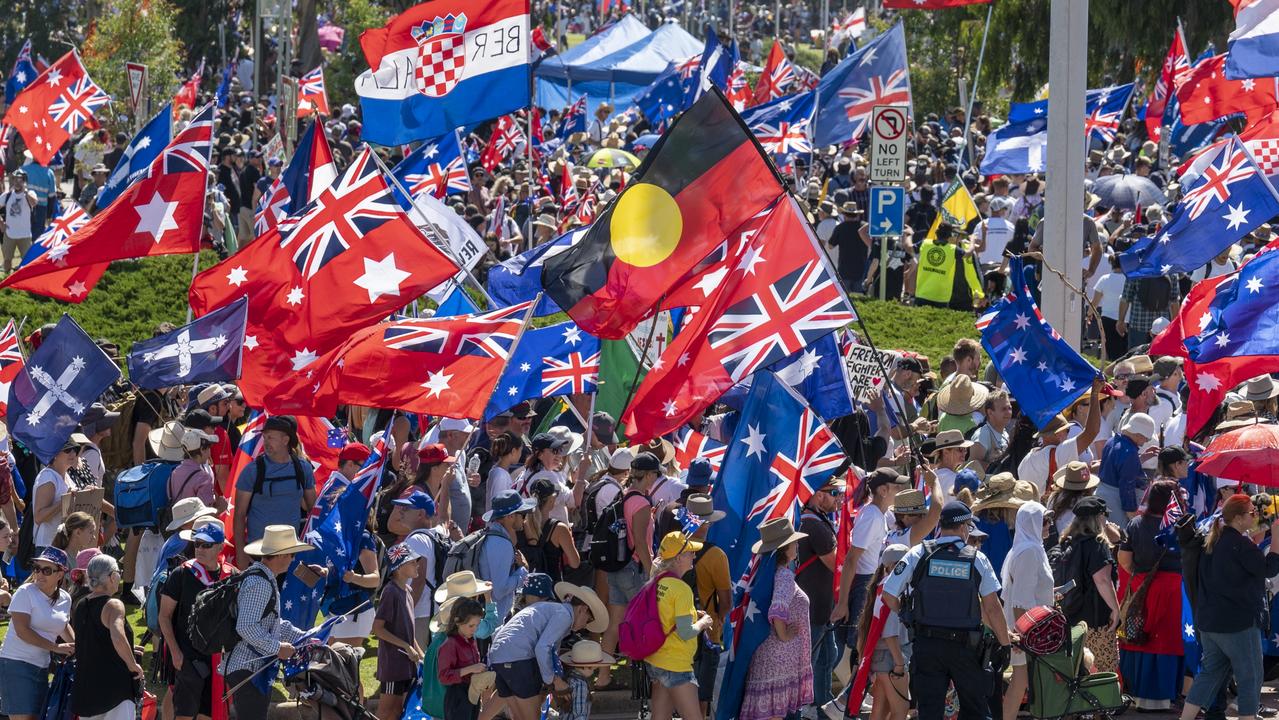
[648,531,714,720]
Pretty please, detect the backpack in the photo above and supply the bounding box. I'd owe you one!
[442,527,499,578]
[581,477,622,549]
[590,490,651,573]
[187,567,275,655]
[1136,276,1172,311]
[516,518,561,577]
[618,572,677,661]
[406,528,454,595]
[145,552,186,635]
[115,461,179,529]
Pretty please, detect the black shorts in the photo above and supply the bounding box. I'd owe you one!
[173,654,214,718]
[379,678,413,696]
[493,658,544,699]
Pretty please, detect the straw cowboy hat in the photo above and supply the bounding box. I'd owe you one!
[1052,461,1099,492]
[532,213,558,231]
[560,640,615,668]
[166,497,217,532]
[1244,375,1279,402]
[751,517,808,554]
[890,489,927,515]
[244,525,315,557]
[930,429,975,455]
[148,421,188,462]
[1034,414,1070,440]
[468,671,497,705]
[972,473,1037,512]
[1217,400,1259,431]
[937,375,990,416]
[554,582,609,633]
[433,570,494,604]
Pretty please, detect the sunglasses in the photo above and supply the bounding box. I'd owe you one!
[32,564,64,576]
[62,447,81,455]
[195,541,221,549]
[824,489,845,497]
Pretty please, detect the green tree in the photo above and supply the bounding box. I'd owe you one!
[81,0,185,129]
[323,0,389,113]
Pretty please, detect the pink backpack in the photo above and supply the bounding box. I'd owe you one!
[618,572,676,661]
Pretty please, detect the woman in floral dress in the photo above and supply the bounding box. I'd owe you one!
[740,518,815,720]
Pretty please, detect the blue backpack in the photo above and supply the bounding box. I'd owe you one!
[114,461,178,529]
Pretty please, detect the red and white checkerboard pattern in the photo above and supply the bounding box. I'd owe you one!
[415,34,466,97]
[1247,138,1279,177]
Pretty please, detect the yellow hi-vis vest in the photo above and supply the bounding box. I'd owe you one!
[916,240,985,306]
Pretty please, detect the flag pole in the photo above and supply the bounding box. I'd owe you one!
[186,250,201,323]
[963,1,994,170]
[372,150,498,308]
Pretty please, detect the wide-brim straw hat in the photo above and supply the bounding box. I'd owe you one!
[1052,460,1099,492]
[148,421,188,462]
[937,375,990,416]
[166,497,217,532]
[244,524,315,557]
[555,582,609,634]
[751,517,808,554]
[433,570,494,604]
[891,489,927,515]
[1217,399,1259,431]
[930,428,975,455]
[972,473,1036,512]
[560,639,615,667]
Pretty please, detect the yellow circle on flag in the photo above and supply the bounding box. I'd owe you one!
[609,183,682,268]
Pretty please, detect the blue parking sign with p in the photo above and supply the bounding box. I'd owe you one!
[868,186,905,237]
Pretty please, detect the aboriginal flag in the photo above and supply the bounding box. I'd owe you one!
[541,88,784,339]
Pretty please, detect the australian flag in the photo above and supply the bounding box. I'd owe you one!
[1085,82,1135,145]
[1185,247,1279,364]
[713,332,855,423]
[742,91,816,170]
[716,554,779,720]
[980,100,1048,175]
[636,57,701,129]
[558,97,587,139]
[486,228,586,316]
[7,314,121,462]
[1120,137,1279,279]
[979,257,1100,429]
[97,103,172,210]
[813,22,912,147]
[391,130,471,202]
[5,40,36,105]
[708,372,844,581]
[127,296,248,389]
[484,320,600,420]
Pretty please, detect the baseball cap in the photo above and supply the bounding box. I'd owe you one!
[338,442,372,465]
[191,523,226,544]
[393,490,437,515]
[439,417,475,433]
[418,443,455,464]
[630,451,662,474]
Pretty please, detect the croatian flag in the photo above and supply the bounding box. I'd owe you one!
[1226,0,1279,80]
[355,0,532,145]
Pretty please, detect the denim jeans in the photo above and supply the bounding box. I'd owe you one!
[812,622,838,705]
[1187,628,1263,716]
[835,572,875,662]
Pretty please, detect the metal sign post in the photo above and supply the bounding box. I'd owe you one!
[868,186,905,302]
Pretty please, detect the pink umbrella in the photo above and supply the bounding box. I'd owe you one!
[1194,422,1279,485]
[318,24,345,52]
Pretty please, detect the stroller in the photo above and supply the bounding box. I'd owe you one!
[1017,606,1127,720]
[283,642,376,720]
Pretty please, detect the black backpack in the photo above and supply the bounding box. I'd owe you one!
[516,518,562,577]
[405,528,454,595]
[590,490,651,572]
[187,567,275,655]
[581,477,622,548]
[442,527,499,578]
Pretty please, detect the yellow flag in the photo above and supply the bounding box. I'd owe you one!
[927,180,981,239]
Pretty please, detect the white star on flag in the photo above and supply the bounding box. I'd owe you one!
[291,348,319,370]
[422,370,452,397]
[1013,313,1031,330]
[742,424,767,459]
[244,335,258,350]
[67,281,88,297]
[1009,347,1028,365]
[662,399,679,417]
[353,253,411,303]
[520,362,531,372]
[134,191,180,243]
[1223,202,1251,231]
[1059,378,1076,392]
[226,266,248,286]
[693,267,729,297]
[1195,372,1222,393]
[1214,332,1230,347]
[562,326,582,345]
[286,286,305,305]
[1036,361,1049,372]
[736,245,766,275]
[1247,275,1264,294]
[45,68,62,86]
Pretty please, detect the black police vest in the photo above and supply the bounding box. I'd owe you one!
[909,540,983,630]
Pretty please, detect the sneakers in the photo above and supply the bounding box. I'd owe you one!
[800,706,822,720]
[821,699,846,720]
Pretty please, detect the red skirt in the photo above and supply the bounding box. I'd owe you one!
[1117,568,1184,657]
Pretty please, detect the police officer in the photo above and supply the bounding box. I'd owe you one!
[882,500,1014,720]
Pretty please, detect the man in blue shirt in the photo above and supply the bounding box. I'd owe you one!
[20,153,56,238]
[1097,412,1155,523]
[479,489,534,618]
[232,415,316,569]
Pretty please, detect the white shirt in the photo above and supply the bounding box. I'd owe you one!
[1090,272,1127,320]
[33,467,68,548]
[523,469,574,524]
[975,217,1015,266]
[1017,441,1082,498]
[404,526,448,619]
[1001,548,1054,624]
[650,474,687,515]
[486,465,517,514]
[1147,388,1180,433]
[932,468,956,504]
[851,503,890,574]
[1,189,35,239]
[0,583,71,666]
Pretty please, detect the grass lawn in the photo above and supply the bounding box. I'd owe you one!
[855,297,980,365]
[0,603,383,704]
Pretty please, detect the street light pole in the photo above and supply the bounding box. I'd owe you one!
[1043,0,1088,349]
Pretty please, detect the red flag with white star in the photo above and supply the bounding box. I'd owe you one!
[622,196,857,441]
[264,302,534,419]
[1177,54,1279,126]
[189,146,462,405]
[0,105,213,300]
[2,51,110,166]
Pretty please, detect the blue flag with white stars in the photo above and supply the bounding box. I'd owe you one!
[980,101,1048,175]
[978,257,1100,429]
[97,103,172,210]
[1119,137,1279,279]
[715,554,778,720]
[1185,247,1279,363]
[484,320,600,420]
[635,58,699,130]
[742,91,816,169]
[486,229,585,316]
[813,22,912,147]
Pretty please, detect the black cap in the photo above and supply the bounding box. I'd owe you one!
[263,415,298,438]
[1124,375,1153,399]
[867,467,908,490]
[940,500,974,526]
[897,356,925,374]
[530,433,568,453]
[1073,496,1108,518]
[182,408,221,429]
[631,451,662,474]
